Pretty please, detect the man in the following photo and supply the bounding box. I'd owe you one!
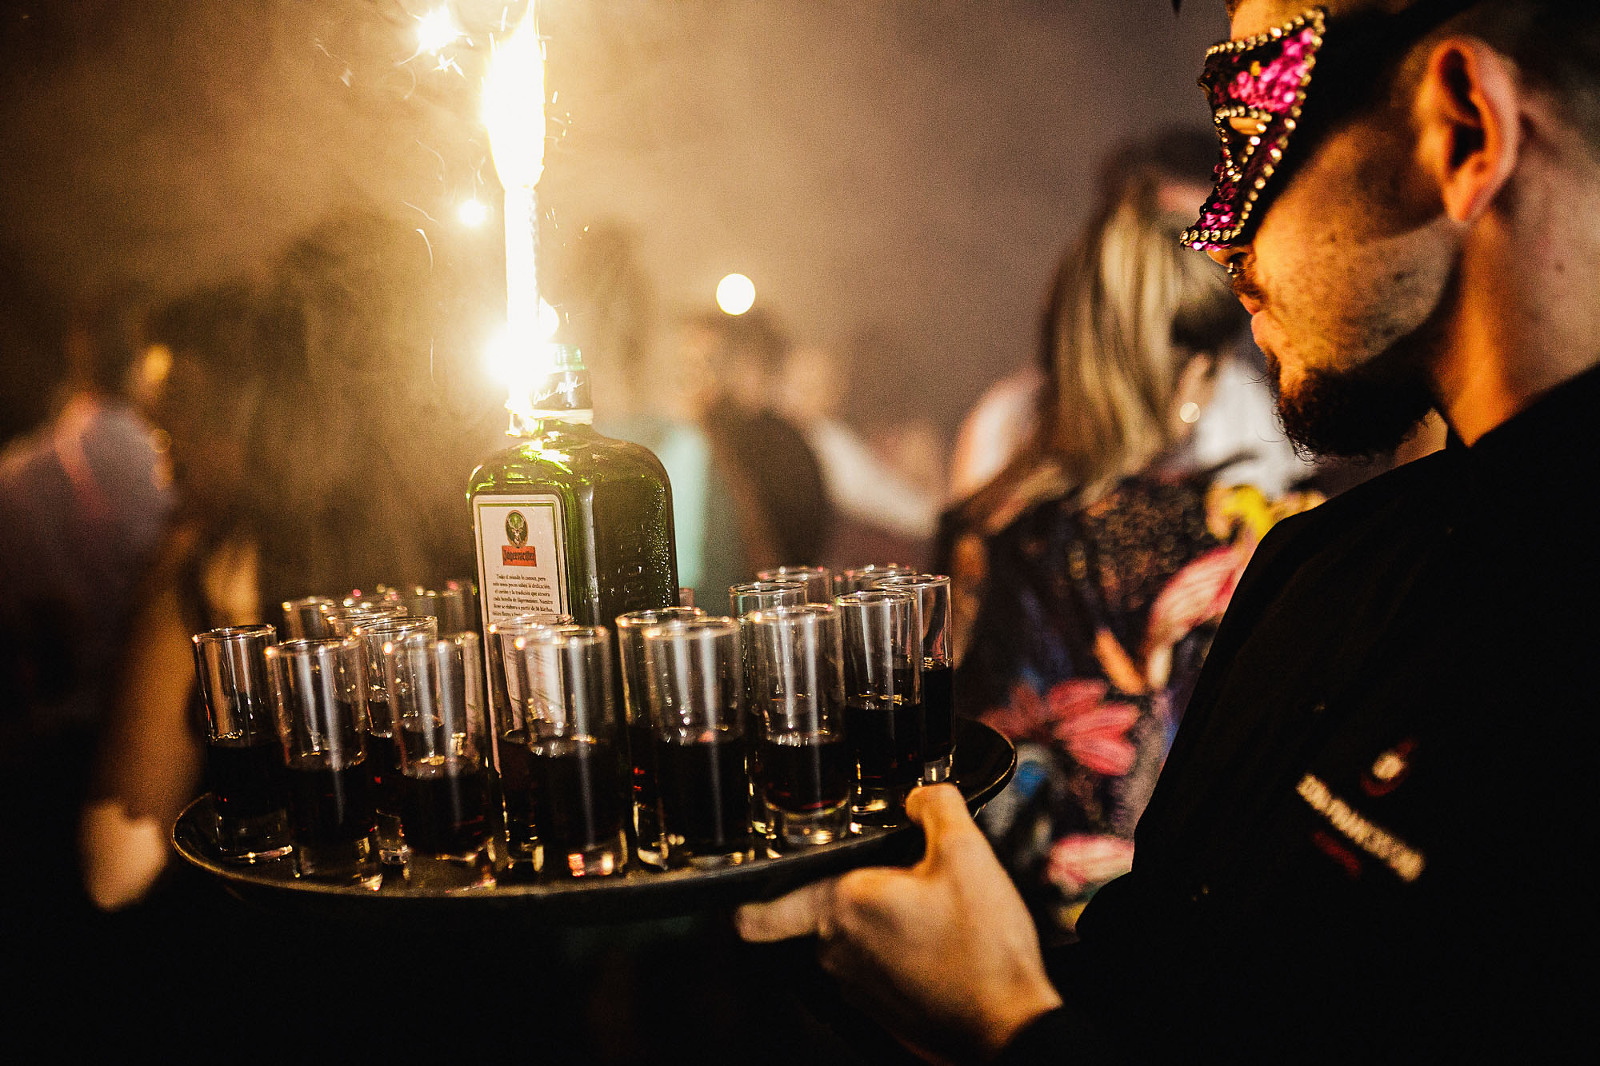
[738,0,1598,1059]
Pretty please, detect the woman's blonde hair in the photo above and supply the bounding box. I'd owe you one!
[963,131,1245,528]
[1038,164,1243,495]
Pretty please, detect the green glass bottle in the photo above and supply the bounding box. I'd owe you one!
[468,345,680,633]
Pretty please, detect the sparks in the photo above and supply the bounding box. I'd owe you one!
[415,7,465,55]
[482,9,549,414]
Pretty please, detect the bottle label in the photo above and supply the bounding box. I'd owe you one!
[473,495,569,624]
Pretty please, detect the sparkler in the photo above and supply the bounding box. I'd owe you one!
[481,6,549,416]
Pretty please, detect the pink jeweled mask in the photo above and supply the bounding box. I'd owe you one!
[1181,7,1326,250]
[1183,0,1482,251]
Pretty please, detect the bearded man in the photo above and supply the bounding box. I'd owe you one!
[738,1,1598,1060]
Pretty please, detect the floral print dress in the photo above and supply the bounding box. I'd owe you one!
[955,473,1317,941]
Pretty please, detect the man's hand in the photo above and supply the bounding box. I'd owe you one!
[735,784,1062,1064]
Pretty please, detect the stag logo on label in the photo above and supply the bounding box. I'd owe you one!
[502,510,538,566]
[505,511,528,547]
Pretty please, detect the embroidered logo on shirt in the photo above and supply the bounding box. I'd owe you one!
[1362,738,1415,797]
[1297,773,1426,883]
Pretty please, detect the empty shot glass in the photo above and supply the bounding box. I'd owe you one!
[352,614,438,870]
[265,637,381,887]
[192,625,293,862]
[516,625,629,878]
[616,607,705,868]
[384,630,496,889]
[744,605,852,849]
[872,574,956,783]
[642,617,752,868]
[755,566,836,604]
[836,589,924,825]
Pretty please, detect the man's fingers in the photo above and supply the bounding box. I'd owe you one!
[905,783,990,869]
[735,877,837,943]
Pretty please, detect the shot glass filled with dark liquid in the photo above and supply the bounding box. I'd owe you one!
[642,617,752,868]
[514,625,629,878]
[487,612,569,874]
[353,614,438,870]
[193,625,293,862]
[616,606,705,868]
[755,566,837,605]
[837,589,924,825]
[385,629,496,889]
[871,574,957,783]
[264,637,381,888]
[730,581,807,837]
[744,604,852,849]
[281,595,336,640]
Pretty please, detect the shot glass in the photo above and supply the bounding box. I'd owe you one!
[838,563,915,594]
[384,630,496,889]
[406,586,472,636]
[442,578,478,634]
[281,596,336,640]
[836,589,924,825]
[488,612,571,872]
[872,574,956,783]
[264,637,381,888]
[352,614,438,869]
[192,625,293,862]
[616,606,705,868]
[755,566,835,604]
[744,605,852,849]
[323,601,407,638]
[728,580,808,618]
[729,581,806,835]
[517,625,629,878]
[642,617,752,868]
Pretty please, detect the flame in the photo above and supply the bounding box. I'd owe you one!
[482,10,549,415]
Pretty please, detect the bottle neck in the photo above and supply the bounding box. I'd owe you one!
[508,362,594,436]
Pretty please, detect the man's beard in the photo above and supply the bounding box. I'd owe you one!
[1265,347,1436,460]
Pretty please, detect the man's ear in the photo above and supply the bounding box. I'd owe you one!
[1415,37,1522,223]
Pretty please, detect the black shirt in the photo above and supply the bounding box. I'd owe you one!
[1000,364,1600,1061]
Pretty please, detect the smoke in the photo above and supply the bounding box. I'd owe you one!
[0,0,1226,435]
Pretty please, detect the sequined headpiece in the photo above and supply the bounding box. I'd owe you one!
[1183,0,1483,251]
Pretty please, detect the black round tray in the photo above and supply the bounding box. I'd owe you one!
[173,718,1015,926]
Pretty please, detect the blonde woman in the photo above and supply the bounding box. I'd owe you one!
[938,129,1319,940]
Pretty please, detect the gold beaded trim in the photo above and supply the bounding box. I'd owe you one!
[1180,6,1327,248]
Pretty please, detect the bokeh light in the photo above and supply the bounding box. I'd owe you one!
[716,273,756,315]
[457,198,490,227]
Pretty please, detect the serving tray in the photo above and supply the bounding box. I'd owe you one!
[172,718,1015,926]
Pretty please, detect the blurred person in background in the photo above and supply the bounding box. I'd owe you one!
[777,332,943,570]
[560,222,746,610]
[0,280,174,943]
[679,306,834,577]
[79,209,474,913]
[934,127,1322,940]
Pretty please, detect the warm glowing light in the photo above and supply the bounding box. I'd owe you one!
[716,274,757,315]
[484,301,561,390]
[416,7,465,55]
[482,17,546,192]
[457,198,490,227]
[482,11,548,414]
